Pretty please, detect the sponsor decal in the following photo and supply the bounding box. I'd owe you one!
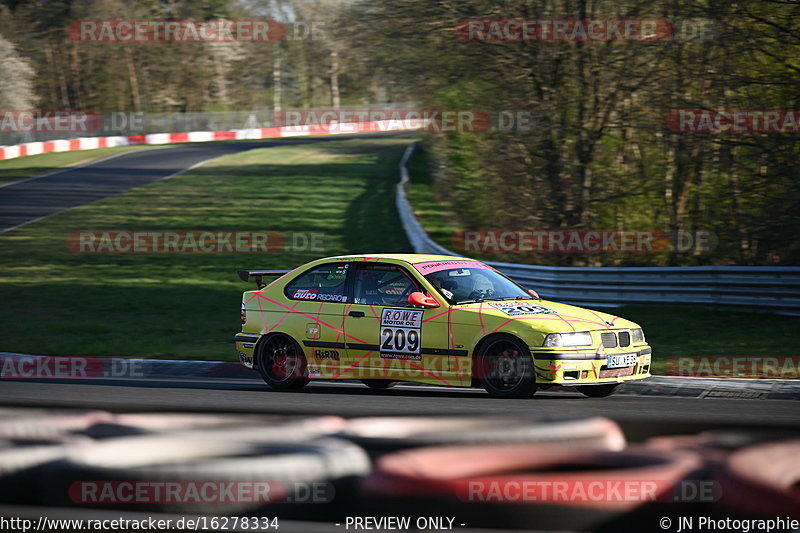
[237,351,253,366]
[316,293,347,302]
[488,302,556,316]
[380,308,423,358]
[327,263,350,280]
[380,353,423,361]
[313,349,340,361]
[293,289,318,300]
[308,368,322,377]
[413,260,495,275]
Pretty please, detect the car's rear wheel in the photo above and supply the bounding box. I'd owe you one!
[361,380,397,389]
[576,383,623,398]
[257,335,309,390]
[475,335,537,399]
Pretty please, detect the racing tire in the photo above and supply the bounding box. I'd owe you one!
[576,383,624,398]
[361,380,397,389]
[716,439,800,518]
[475,335,537,399]
[44,434,370,515]
[361,443,703,531]
[257,334,310,390]
[338,416,626,455]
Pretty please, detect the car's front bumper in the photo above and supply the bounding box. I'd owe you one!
[531,346,652,384]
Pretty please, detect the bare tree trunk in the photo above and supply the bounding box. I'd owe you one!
[273,49,282,112]
[329,50,340,109]
[124,48,141,111]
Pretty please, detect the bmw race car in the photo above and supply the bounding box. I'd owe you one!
[235,254,651,398]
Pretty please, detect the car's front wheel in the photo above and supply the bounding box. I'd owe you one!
[257,334,310,390]
[475,335,537,399]
[576,383,623,398]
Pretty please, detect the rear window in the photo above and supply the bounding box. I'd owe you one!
[284,262,350,303]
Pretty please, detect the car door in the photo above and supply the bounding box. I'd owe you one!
[282,261,352,378]
[342,263,456,384]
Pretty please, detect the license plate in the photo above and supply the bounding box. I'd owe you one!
[607,353,637,369]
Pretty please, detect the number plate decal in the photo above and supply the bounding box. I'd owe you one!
[606,353,638,369]
[380,308,423,360]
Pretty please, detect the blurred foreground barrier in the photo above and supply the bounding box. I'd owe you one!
[717,439,800,518]
[44,433,369,518]
[337,416,625,455]
[361,442,704,531]
[646,428,800,464]
[397,144,800,311]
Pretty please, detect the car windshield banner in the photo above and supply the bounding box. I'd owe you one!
[413,260,496,275]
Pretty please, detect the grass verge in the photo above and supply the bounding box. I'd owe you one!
[0,136,414,359]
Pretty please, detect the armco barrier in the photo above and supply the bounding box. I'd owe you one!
[397,144,800,311]
[0,120,422,161]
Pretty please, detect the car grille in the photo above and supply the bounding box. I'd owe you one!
[601,332,617,348]
[618,331,631,347]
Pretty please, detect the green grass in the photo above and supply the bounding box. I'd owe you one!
[0,137,414,360]
[404,145,799,376]
[614,305,799,374]
[405,143,463,248]
[0,145,158,183]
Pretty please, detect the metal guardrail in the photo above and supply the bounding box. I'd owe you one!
[397,144,800,312]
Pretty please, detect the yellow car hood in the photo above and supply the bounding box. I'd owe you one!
[451,299,639,334]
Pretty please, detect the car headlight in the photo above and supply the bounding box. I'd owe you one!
[543,332,593,347]
[631,328,645,343]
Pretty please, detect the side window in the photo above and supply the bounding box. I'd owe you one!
[353,266,422,307]
[285,263,350,303]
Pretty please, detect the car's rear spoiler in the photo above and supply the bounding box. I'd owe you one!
[237,270,289,289]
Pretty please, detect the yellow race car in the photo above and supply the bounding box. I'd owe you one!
[235,254,651,398]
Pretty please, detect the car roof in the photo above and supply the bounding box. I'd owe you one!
[327,253,473,264]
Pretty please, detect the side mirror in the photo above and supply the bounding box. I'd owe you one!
[528,289,541,299]
[409,291,440,308]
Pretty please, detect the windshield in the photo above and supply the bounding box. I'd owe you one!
[424,266,530,304]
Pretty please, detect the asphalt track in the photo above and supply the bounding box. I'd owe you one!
[1,132,797,437]
[0,133,402,233]
[1,378,798,439]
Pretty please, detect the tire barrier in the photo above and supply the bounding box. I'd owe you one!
[646,428,800,464]
[0,437,94,505]
[0,409,113,441]
[84,413,345,440]
[1,408,797,529]
[361,443,704,531]
[43,433,370,517]
[336,416,626,456]
[717,439,800,519]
